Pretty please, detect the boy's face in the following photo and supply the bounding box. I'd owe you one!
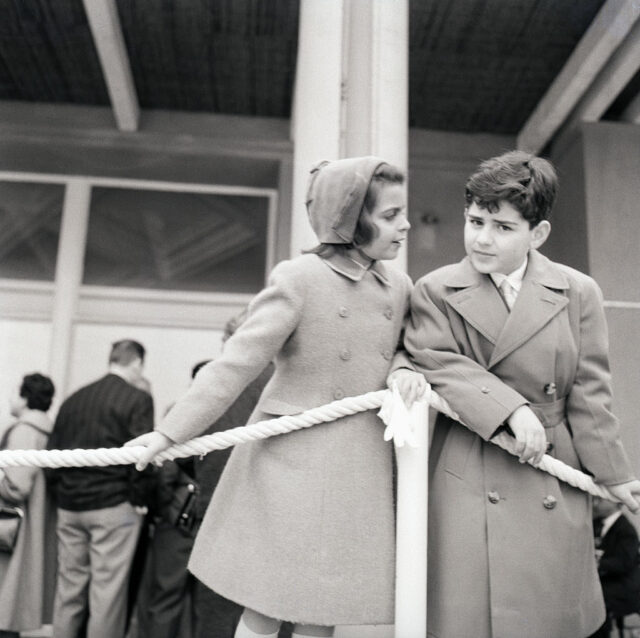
[464,201,550,275]
[360,183,410,261]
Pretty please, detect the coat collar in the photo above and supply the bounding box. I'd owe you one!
[443,249,569,290]
[321,251,391,286]
[444,250,570,369]
[19,409,53,434]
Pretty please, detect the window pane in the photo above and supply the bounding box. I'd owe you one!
[83,187,269,293]
[0,181,64,281]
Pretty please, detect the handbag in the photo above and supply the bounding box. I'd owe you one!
[0,505,24,552]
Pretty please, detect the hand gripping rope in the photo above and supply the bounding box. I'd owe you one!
[0,388,617,502]
[0,389,616,638]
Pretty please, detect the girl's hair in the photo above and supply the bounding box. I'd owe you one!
[306,163,405,256]
[464,150,558,227]
[20,373,55,412]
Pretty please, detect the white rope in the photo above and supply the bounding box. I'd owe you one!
[0,389,617,501]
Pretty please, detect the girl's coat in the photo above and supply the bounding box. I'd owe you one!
[159,252,412,625]
[404,249,632,638]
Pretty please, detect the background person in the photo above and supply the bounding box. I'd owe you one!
[0,373,56,638]
[588,497,640,638]
[47,340,155,638]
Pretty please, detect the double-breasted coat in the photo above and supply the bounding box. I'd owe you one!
[158,251,412,626]
[0,409,56,632]
[402,249,633,638]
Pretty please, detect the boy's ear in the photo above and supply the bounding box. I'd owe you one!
[530,220,551,249]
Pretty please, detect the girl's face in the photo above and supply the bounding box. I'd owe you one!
[359,183,410,261]
[464,200,550,275]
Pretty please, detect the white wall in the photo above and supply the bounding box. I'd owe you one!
[0,319,52,423]
[68,322,225,422]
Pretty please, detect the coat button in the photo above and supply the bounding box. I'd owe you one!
[487,491,500,504]
[382,350,393,361]
[339,348,351,361]
[333,389,344,400]
[544,382,557,395]
[481,386,491,394]
[339,306,349,318]
[384,307,394,320]
[543,495,557,510]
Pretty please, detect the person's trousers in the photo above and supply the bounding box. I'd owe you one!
[52,501,143,638]
[136,520,195,638]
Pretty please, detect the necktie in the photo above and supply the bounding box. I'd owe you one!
[500,279,517,310]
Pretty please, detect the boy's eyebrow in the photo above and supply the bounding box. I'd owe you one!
[466,211,518,227]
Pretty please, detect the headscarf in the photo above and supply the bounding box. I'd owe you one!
[305,156,387,243]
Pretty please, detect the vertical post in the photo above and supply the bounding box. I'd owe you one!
[49,179,91,402]
[394,399,429,638]
[343,0,409,270]
[289,0,344,256]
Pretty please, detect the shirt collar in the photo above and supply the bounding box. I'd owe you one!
[321,251,391,286]
[490,255,528,292]
[601,510,623,538]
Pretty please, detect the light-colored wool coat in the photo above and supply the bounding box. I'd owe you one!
[158,251,412,626]
[403,249,633,638]
[0,409,56,632]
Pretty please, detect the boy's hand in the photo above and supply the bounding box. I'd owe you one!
[125,431,173,471]
[507,405,547,466]
[606,480,640,514]
[387,369,428,407]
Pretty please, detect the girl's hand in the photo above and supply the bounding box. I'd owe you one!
[125,431,173,471]
[387,369,428,407]
[606,480,640,514]
[507,405,547,466]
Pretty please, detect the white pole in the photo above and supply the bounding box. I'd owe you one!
[289,0,344,256]
[394,398,429,638]
[49,179,91,404]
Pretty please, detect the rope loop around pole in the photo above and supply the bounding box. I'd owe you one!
[0,388,617,502]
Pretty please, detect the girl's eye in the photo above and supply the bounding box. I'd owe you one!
[469,219,482,227]
[498,225,512,232]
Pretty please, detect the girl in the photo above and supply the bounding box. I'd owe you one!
[130,156,420,638]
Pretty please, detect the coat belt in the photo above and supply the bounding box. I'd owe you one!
[529,397,567,428]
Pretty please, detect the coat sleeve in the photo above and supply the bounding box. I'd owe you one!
[404,276,527,440]
[565,277,633,485]
[390,272,417,374]
[157,259,305,443]
[0,424,44,505]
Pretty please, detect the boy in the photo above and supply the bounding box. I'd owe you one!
[392,150,640,638]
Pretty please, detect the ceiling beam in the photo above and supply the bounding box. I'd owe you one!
[564,17,640,127]
[81,0,139,132]
[517,0,640,153]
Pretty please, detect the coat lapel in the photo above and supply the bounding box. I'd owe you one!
[489,251,570,368]
[444,258,509,346]
[443,252,570,369]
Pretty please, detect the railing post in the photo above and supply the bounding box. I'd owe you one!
[394,398,429,638]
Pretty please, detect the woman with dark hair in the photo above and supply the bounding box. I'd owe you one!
[0,373,55,637]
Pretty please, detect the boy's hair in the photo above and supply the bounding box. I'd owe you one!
[465,150,558,227]
[109,339,145,365]
[308,163,405,256]
[20,373,55,412]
